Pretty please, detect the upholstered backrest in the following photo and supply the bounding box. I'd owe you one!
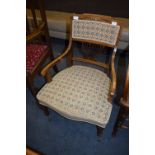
[72,18,120,47]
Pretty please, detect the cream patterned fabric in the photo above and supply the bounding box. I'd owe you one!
[37,65,112,128]
[72,19,120,46]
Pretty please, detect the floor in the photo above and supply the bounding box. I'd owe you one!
[26,38,129,155]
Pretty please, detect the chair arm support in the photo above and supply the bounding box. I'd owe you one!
[109,50,117,101]
[41,40,72,77]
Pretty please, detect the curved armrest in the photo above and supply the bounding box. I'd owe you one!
[109,50,117,101]
[41,39,72,77]
[26,22,45,42]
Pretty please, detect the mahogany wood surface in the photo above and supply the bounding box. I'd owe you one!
[26,148,41,155]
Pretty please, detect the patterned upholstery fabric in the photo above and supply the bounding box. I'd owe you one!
[37,65,112,128]
[72,19,120,46]
[26,44,48,72]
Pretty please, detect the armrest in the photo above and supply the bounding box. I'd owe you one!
[109,49,117,101]
[41,39,72,77]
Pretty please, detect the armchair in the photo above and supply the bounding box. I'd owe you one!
[36,14,121,136]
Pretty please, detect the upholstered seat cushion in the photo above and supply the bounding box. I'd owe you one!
[26,44,48,72]
[37,65,112,128]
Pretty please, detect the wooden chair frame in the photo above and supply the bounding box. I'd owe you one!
[38,14,122,136]
[113,65,129,136]
[26,0,58,96]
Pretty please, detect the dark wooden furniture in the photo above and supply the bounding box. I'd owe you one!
[26,0,58,96]
[26,147,41,155]
[112,66,129,136]
[36,14,122,137]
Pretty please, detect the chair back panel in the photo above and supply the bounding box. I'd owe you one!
[72,18,120,47]
[26,0,47,36]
